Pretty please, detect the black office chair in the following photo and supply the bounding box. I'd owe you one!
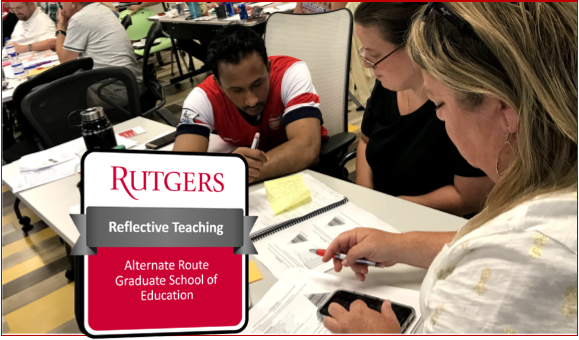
[3,58,94,232]
[140,21,180,126]
[21,67,142,148]
[338,149,357,182]
[121,13,132,30]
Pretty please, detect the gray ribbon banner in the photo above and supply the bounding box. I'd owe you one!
[70,207,257,255]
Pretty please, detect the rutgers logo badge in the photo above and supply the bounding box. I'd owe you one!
[268,115,282,131]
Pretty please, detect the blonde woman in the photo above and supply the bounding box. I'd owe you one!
[321,2,577,334]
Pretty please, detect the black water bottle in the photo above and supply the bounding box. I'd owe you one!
[77,107,117,151]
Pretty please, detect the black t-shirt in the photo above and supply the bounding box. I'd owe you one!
[361,81,485,197]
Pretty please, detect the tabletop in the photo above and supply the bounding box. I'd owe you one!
[2,116,468,306]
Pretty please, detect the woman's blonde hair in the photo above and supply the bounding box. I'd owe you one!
[408,2,577,234]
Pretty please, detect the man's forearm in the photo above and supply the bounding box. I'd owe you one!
[396,231,457,269]
[255,136,319,182]
[32,39,56,52]
[55,34,66,58]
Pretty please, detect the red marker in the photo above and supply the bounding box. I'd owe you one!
[310,249,377,267]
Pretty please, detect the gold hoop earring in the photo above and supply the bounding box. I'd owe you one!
[496,132,515,178]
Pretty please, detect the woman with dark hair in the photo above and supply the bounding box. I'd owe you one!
[322,2,577,334]
[353,2,492,217]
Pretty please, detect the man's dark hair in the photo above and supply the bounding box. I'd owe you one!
[207,24,268,80]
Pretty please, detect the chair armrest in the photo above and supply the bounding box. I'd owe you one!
[320,132,356,159]
[338,149,357,171]
[156,108,180,127]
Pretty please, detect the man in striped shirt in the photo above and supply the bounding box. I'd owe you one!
[174,25,327,183]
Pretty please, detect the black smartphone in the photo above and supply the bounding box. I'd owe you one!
[317,290,416,333]
[145,132,177,150]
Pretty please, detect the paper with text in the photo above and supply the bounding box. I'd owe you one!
[254,202,400,279]
[11,135,137,193]
[250,173,344,233]
[243,268,421,335]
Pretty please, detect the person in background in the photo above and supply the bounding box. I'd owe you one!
[99,2,119,15]
[8,2,55,53]
[39,2,59,24]
[322,2,577,334]
[38,2,119,24]
[2,3,19,45]
[294,2,347,13]
[56,2,146,99]
[127,1,159,15]
[127,2,210,64]
[353,3,492,217]
[173,25,326,184]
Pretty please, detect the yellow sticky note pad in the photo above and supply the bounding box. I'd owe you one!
[264,174,312,215]
[248,261,263,283]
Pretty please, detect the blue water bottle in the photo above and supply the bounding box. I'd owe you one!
[238,3,248,19]
[186,2,201,19]
[225,2,235,17]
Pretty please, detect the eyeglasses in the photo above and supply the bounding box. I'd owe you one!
[358,44,405,69]
[421,2,483,43]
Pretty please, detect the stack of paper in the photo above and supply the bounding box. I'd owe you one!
[11,135,138,193]
[264,174,312,215]
[264,2,296,13]
[19,152,76,172]
[254,201,400,279]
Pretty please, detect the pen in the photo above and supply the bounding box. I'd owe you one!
[309,249,378,267]
[250,132,260,149]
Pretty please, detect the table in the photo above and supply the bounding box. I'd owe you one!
[114,2,140,11]
[2,78,25,103]
[155,15,267,84]
[2,52,61,103]
[247,173,467,305]
[147,3,295,85]
[2,116,468,308]
[1,117,235,245]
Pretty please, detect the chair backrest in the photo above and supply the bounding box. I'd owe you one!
[21,67,142,148]
[140,20,169,115]
[12,58,94,152]
[142,21,166,100]
[121,13,132,30]
[264,9,353,136]
[119,9,156,41]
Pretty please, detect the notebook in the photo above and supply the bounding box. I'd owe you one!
[249,173,348,240]
[249,173,399,279]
